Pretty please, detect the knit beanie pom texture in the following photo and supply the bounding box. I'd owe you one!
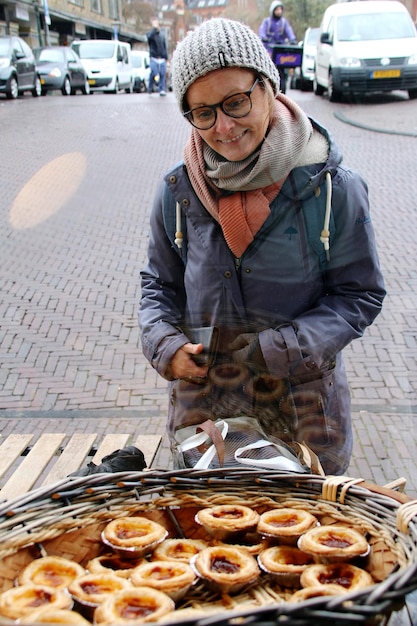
[172,18,280,111]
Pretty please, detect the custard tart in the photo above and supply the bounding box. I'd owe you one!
[257,508,318,545]
[68,573,130,618]
[191,545,260,594]
[0,584,72,620]
[297,525,370,563]
[101,516,167,557]
[130,560,196,602]
[86,554,145,579]
[20,608,92,624]
[17,556,85,590]
[94,587,175,624]
[152,538,209,563]
[258,545,315,587]
[289,584,347,603]
[195,504,260,541]
[300,562,374,591]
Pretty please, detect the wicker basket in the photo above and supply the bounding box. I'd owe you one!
[0,468,417,626]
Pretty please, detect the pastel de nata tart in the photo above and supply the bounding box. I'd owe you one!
[86,553,145,579]
[20,608,92,625]
[213,532,269,556]
[101,516,167,557]
[257,508,318,545]
[300,562,374,592]
[289,584,348,603]
[130,560,196,602]
[258,545,315,587]
[0,584,73,620]
[17,556,85,590]
[195,504,260,541]
[298,525,370,563]
[152,538,209,563]
[191,545,260,595]
[94,587,175,625]
[68,573,130,618]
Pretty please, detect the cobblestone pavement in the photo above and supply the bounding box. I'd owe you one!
[0,87,416,495]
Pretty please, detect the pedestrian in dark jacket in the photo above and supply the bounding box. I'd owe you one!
[139,18,386,475]
[146,19,168,95]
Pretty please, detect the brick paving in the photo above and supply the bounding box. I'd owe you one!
[0,88,416,496]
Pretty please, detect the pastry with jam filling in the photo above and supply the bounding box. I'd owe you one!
[101,516,167,557]
[257,508,318,545]
[258,545,315,587]
[301,562,374,591]
[130,560,196,601]
[191,545,260,594]
[0,584,72,620]
[195,504,259,541]
[17,556,85,589]
[152,538,209,563]
[297,525,370,563]
[94,587,174,624]
[87,554,145,579]
[68,573,130,618]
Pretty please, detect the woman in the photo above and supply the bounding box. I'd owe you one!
[139,18,385,475]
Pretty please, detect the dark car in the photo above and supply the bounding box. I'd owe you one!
[0,35,41,99]
[34,46,90,96]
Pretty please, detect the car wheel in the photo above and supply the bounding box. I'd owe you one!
[41,89,48,96]
[408,89,417,100]
[328,71,342,102]
[32,75,42,97]
[81,79,91,95]
[7,75,19,99]
[313,76,325,96]
[61,76,71,96]
[125,78,133,93]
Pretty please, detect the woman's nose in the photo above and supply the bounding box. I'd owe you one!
[214,108,235,133]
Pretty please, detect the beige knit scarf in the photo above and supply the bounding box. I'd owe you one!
[184,93,327,257]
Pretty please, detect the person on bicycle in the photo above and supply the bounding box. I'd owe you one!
[259,1,297,93]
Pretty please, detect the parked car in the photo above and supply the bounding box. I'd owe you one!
[131,50,150,93]
[0,35,41,99]
[314,0,417,101]
[290,28,319,91]
[299,27,319,90]
[71,40,133,93]
[34,46,90,96]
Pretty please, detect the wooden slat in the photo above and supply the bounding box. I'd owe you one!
[134,435,161,468]
[90,434,130,464]
[42,433,98,486]
[0,434,34,479]
[0,434,66,500]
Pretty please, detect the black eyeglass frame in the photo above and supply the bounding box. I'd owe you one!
[183,76,260,130]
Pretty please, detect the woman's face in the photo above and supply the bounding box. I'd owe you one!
[185,68,271,162]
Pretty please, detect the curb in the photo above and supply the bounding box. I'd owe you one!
[334,111,417,138]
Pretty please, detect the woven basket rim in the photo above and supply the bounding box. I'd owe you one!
[0,468,416,625]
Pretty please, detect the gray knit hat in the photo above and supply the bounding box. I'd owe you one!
[171,18,280,112]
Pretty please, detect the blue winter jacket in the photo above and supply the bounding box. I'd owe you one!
[139,119,386,475]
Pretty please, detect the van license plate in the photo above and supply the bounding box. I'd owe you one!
[88,79,96,85]
[371,69,401,79]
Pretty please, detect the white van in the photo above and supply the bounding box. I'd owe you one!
[131,50,150,93]
[71,40,133,93]
[314,0,417,101]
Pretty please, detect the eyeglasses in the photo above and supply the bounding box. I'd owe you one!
[183,77,260,130]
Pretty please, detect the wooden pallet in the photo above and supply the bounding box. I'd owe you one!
[0,432,161,501]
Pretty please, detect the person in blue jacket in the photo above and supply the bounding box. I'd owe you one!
[259,1,298,93]
[138,18,386,475]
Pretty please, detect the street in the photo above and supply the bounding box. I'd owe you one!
[0,86,416,494]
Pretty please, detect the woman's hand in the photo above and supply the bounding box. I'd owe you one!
[170,343,209,380]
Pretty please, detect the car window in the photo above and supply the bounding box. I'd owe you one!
[37,49,65,63]
[132,55,143,68]
[337,12,416,42]
[20,39,34,59]
[67,49,78,62]
[0,38,11,56]
[72,41,115,59]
